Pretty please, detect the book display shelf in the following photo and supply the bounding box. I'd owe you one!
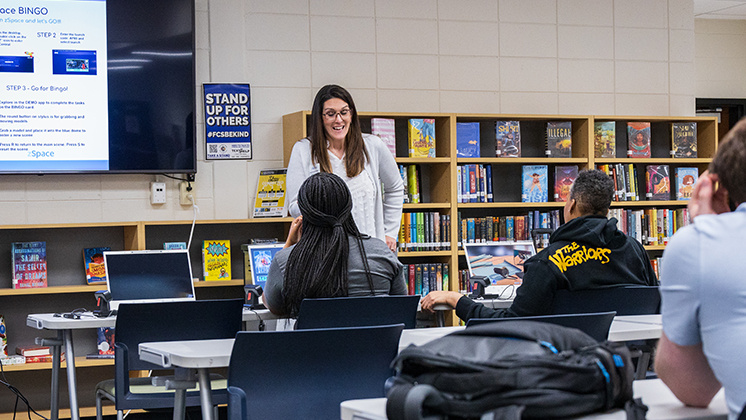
[0,217,291,418]
[284,111,718,317]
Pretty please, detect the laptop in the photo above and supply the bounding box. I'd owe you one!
[244,244,284,291]
[103,249,197,311]
[463,241,536,298]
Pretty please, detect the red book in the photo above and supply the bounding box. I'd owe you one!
[25,354,55,363]
[16,345,51,357]
[408,264,415,296]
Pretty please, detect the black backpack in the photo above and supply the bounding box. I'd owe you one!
[386,321,647,420]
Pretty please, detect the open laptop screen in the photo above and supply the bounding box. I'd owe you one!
[463,241,536,297]
[245,244,284,290]
[104,250,196,311]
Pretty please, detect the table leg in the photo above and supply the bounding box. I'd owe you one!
[436,311,445,327]
[197,368,214,420]
[63,329,80,420]
[50,331,63,420]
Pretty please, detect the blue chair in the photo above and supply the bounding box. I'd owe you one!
[295,295,420,329]
[465,311,617,342]
[95,299,244,420]
[550,285,660,379]
[551,285,660,315]
[226,323,405,420]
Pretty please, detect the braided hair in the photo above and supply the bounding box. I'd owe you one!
[281,172,374,316]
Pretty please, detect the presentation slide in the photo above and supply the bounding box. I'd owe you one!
[0,0,108,171]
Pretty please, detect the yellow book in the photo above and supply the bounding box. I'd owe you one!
[253,168,287,218]
[408,119,436,158]
[202,240,231,281]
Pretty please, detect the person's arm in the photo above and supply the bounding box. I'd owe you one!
[285,140,311,218]
[388,262,408,295]
[284,216,302,248]
[655,332,721,407]
[371,136,404,249]
[420,291,510,321]
[263,250,289,316]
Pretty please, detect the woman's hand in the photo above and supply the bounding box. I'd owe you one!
[688,171,730,219]
[284,216,303,248]
[385,235,397,252]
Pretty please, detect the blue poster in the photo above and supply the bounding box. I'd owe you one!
[203,83,252,160]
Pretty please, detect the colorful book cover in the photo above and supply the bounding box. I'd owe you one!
[522,165,548,203]
[83,247,110,284]
[546,121,572,157]
[0,315,6,357]
[253,168,287,218]
[672,122,697,158]
[676,167,699,200]
[398,165,409,204]
[407,118,436,158]
[456,122,480,158]
[646,165,670,201]
[202,240,231,281]
[594,121,616,158]
[495,121,521,157]
[371,117,397,159]
[407,164,420,203]
[11,241,47,289]
[554,165,578,202]
[164,242,187,250]
[627,122,651,158]
[97,327,115,356]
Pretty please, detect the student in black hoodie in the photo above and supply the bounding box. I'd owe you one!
[420,169,658,320]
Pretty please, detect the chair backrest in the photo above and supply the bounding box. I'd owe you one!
[115,299,244,372]
[295,295,420,330]
[227,323,404,420]
[551,286,661,316]
[465,311,616,342]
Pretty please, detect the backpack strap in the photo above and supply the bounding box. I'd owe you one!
[624,398,648,420]
[386,383,447,420]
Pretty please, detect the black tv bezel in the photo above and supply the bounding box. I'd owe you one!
[0,0,197,176]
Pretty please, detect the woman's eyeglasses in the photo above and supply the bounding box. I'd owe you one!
[323,108,351,120]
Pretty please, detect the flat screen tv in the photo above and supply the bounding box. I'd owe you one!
[0,0,196,174]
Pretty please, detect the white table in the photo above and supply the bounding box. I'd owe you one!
[432,297,513,327]
[25,307,272,420]
[139,338,234,420]
[340,378,727,420]
[138,316,662,420]
[399,315,662,352]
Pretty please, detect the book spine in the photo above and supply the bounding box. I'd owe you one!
[485,164,493,202]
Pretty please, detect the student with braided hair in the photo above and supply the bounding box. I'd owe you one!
[264,172,407,317]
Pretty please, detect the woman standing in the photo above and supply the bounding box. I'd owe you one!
[264,173,407,317]
[286,85,404,252]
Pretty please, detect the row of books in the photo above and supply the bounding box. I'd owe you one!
[457,121,574,158]
[610,207,691,246]
[399,164,421,204]
[456,210,561,247]
[521,165,580,203]
[398,212,451,252]
[370,118,436,159]
[402,263,449,296]
[597,164,699,202]
[11,239,231,290]
[594,121,697,159]
[457,164,494,203]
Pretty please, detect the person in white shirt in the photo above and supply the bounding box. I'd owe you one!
[656,117,746,420]
[286,84,404,252]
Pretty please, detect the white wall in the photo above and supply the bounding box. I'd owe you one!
[0,0,696,225]
[695,18,746,98]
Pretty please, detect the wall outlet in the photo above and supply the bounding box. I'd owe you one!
[150,182,167,204]
[180,181,194,205]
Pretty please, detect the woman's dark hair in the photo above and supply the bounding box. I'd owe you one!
[710,117,746,206]
[569,169,615,216]
[308,84,369,178]
[281,172,373,316]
